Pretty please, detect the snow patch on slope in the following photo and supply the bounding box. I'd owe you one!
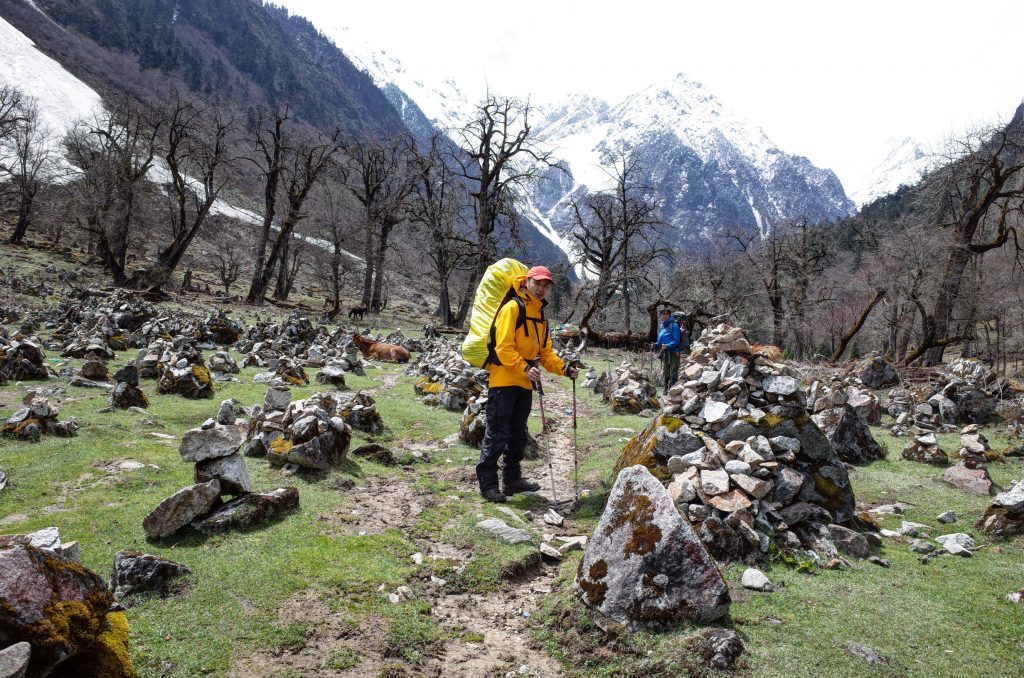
[0,15,103,140]
[848,137,936,206]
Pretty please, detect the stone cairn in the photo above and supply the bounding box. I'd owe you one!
[613,324,860,563]
[900,430,948,466]
[155,343,214,399]
[0,335,52,383]
[245,388,353,471]
[976,479,1024,537]
[807,380,886,465]
[942,425,997,495]
[68,358,114,389]
[335,392,384,435]
[599,364,661,415]
[412,339,487,411]
[207,351,240,379]
[143,399,299,538]
[0,527,134,677]
[109,364,149,410]
[2,396,79,442]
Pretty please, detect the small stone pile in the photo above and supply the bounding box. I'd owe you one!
[2,396,79,441]
[335,392,384,434]
[69,358,115,389]
[807,380,882,424]
[976,480,1024,537]
[615,324,858,563]
[135,338,173,379]
[942,425,997,495]
[109,364,149,410]
[207,351,240,378]
[901,431,948,465]
[60,334,117,361]
[253,357,310,386]
[245,389,353,471]
[599,365,660,414]
[412,340,487,411]
[382,328,424,353]
[156,346,214,399]
[0,527,134,677]
[0,336,52,382]
[143,400,300,537]
[314,362,348,388]
[204,310,243,345]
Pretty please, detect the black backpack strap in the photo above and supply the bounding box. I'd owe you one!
[484,288,524,367]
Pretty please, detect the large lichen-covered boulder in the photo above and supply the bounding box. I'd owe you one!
[157,363,214,399]
[55,611,135,677]
[0,542,114,676]
[811,405,886,465]
[575,465,730,629]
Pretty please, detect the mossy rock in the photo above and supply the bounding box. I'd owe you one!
[612,414,679,482]
[56,611,136,677]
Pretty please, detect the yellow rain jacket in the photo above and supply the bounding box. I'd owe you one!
[488,276,567,390]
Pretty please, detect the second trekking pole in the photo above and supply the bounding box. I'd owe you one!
[531,363,558,504]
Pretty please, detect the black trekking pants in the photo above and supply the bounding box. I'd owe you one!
[661,350,680,394]
[476,386,533,493]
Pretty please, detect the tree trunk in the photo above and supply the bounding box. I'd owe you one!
[9,190,33,245]
[830,288,886,362]
[273,233,291,300]
[769,293,785,348]
[360,223,375,308]
[923,241,973,365]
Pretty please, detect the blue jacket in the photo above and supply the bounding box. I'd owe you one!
[657,319,681,352]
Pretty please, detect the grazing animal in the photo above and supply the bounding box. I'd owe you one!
[348,306,366,321]
[352,333,410,363]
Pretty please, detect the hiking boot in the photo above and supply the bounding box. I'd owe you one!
[481,488,507,503]
[503,478,541,495]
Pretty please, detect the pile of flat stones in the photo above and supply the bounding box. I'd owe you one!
[976,479,1024,537]
[245,389,353,471]
[807,379,882,424]
[68,359,114,389]
[143,400,299,537]
[207,351,240,379]
[942,425,997,495]
[901,431,948,465]
[412,340,487,411]
[335,392,384,434]
[600,365,661,415]
[615,324,860,563]
[2,396,79,441]
[0,335,52,383]
[203,310,243,345]
[155,344,214,399]
[60,334,117,361]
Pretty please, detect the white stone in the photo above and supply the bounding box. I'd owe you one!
[741,567,774,592]
[700,468,730,496]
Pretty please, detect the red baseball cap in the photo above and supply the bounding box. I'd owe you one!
[527,265,555,283]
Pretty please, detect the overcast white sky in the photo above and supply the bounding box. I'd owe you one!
[279,0,1024,187]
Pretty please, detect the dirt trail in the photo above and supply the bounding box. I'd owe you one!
[232,367,595,677]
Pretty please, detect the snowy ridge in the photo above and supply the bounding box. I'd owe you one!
[849,137,936,206]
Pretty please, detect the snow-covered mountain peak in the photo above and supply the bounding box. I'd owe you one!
[849,137,936,206]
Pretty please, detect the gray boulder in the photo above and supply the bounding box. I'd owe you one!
[192,487,299,534]
[142,480,222,538]
[194,453,252,495]
[0,642,30,678]
[859,357,899,389]
[178,424,245,462]
[811,405,886,465]
[111,550,192,598]
[575,465,729,628]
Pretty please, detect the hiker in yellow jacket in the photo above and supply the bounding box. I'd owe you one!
[477,266,579,502]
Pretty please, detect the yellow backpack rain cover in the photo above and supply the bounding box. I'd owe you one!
[461,258,528,368]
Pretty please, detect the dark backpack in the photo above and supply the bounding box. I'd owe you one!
[484,288,548,367]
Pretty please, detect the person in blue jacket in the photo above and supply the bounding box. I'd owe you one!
[655,308,682,394]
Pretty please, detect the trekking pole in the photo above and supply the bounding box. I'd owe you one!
[571,374,579,502]
[530,361,558,504]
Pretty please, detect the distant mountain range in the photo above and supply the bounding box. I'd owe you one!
[1,0,937,267]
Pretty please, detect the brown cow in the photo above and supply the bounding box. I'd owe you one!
[352,333,410,363]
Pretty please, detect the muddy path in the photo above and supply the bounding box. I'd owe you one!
[232,368,598,677]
